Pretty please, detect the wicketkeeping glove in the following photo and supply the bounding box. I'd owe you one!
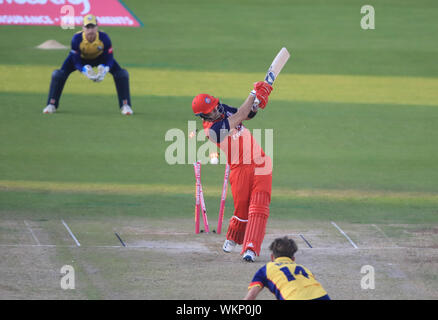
[94,64,110,82]
[81,65,97,81]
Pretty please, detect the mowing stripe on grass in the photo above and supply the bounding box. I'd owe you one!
[1,65,438,107]
[372,224,399,248]
[61,219,81,247]
[2,180,438,202]
[331,221,358,249]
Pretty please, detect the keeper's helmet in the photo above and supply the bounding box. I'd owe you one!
[192,94,219,116]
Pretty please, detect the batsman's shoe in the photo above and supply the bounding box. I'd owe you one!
[121,105,133,115]
[222,239,237,253]
[242,249,256,262]
[43,104,56,114]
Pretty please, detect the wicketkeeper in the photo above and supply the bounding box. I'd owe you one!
[43,14,133,115]
[191,81,273,262]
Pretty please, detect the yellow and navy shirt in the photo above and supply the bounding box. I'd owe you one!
[70,31,114,71]
[248,257,328,300]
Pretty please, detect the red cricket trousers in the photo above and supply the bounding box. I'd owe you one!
[226,159,272,256]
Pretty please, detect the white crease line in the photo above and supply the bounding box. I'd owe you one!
[331,221,358,249]
[372,224,399,247]
[129,232,190,236]
[24,220,41,245]
[61,220,81,247]
[0,244,60,248]
[0,244,120,248]
[267,233,321,236]
[0,244,434,251]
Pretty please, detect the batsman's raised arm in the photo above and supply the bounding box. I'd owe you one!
[228,81,273,128]
[226,93,256,129]
[190,81,274,144]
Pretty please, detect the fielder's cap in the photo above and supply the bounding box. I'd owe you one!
[192,94,219,115]
[83,14,97,26]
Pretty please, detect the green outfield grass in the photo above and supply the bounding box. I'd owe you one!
[1,0,438,77]
[1,0,437,300]
[2,65,438,106]
[1,93,437,193]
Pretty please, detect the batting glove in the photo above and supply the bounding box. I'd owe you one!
[251,82,272,110]
[94,64,110,82]
[254,81,273,97]
[81,65,97,81]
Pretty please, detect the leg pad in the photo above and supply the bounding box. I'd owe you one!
[226,216,247,245]
[241,192,270,256]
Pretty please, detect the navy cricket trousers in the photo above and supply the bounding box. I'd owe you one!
[46,53,131,109]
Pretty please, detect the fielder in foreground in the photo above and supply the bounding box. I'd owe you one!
[191,81,273,262]
[244,237,330,300]
[43,14,133,115]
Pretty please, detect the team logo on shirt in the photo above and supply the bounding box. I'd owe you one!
[205,97,211,104]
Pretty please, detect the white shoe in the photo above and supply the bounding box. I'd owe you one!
[222,239,237,253]
[242,249,256,262]
[121,105,133,115]
[43,104,56,114]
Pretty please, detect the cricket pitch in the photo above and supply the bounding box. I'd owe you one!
[1,217,437,300]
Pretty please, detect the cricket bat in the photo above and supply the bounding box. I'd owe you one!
[252,47,290,108]
[264,47,290,85]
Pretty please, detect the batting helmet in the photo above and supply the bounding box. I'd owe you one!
[192,94,219,115]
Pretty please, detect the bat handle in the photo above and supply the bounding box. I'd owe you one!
[252,98,260,110]
[250,89,260,110]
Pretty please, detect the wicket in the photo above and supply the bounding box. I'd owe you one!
[194,162,201,234]
[193,161,230,234]
[217,163,230,234]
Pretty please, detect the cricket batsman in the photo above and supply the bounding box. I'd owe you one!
[43,14,133,115]
[191,81,273,262]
